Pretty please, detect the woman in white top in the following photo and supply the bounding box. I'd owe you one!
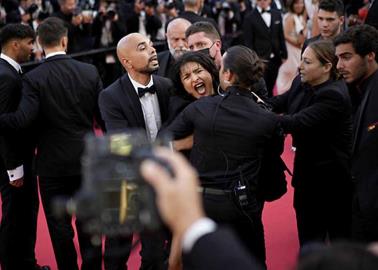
[276,0,307,94]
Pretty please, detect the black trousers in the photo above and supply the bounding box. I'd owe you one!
[263,57,282,97]
[104,231,169,270]
[0,164,39,270]
[294,185,352,247]
[202,192,266,268]
[39,175,102,270]
[351,194,378,243]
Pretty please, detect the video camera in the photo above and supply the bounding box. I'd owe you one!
[54,130,172,237]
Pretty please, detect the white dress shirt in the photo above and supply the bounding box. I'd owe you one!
[257,6,271,28]
[0,53,24,181]
[128,74,162,141]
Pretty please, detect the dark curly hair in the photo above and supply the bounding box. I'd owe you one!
[334,24,378,62]
[222,45,264,90]
[170,51,219,100]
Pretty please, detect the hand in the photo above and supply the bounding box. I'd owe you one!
[72,14,83,26]
[9,177,24,188]
[140,148,205,237]
[173,135,193,151]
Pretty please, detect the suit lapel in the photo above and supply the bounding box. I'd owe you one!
[120,74,146,129]
[254,9,270,32]
[153,75,168,123]
[352,83,373,154]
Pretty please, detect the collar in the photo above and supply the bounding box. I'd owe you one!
[257,6,271,13]
[303,78,333,91]
[357,69,378,94]
[45,51,66,59]
[0,53,22,73]
[128,73,154,95]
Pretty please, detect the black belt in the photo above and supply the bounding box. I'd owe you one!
[198,186,232,195]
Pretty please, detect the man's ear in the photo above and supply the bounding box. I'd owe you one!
[367,51,376,63]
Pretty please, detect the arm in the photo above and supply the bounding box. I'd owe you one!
[0,76,40,133]
[242,13,255,50]
[166,105,195,140]
[98,89,131,132]
[279,89,348,133]
[93,72,106,132]
[278,15,288,60]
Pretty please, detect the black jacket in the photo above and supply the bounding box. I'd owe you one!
[243,8,287,60]
[269,76,353,188]
[0,55,104,177]
[168,86,281,189]
[98,74,173,132]
[351,70,378,211]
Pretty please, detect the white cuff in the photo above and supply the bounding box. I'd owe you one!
[7,165,24,182]
[182,217,217,253]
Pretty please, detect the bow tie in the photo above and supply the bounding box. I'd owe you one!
[261,9,271,13]
[138,85,156,98]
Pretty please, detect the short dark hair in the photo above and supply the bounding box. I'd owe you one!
[318,0,344,17]
[223,45,264,89]
[334,24,378,62]
[308,40,339,80]
[37,17,68,47]
[170,51,219,99]
[0,23,35,47]
[185,21,220,41]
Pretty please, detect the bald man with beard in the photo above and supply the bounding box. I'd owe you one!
[99,33,174,270]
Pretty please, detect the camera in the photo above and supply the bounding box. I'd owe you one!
[54,130,172,237]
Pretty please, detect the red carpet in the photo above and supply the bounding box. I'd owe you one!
[1,136,298,270]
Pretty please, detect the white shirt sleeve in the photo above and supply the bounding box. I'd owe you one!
[7,165,24,182]
[182,217,217,252]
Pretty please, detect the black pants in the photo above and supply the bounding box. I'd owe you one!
[351,195,378,243]
[0,166,39,270]
[39,175,102,270]
[263,57,282,97]
[202,192,266,267]
[294,186,352,247]
[104,231,169,270]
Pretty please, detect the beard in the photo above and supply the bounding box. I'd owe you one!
[168,43,189,60]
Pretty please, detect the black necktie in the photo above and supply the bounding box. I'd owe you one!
[138,85,156,98]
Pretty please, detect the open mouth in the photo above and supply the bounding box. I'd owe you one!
[194,82,207,95]
[149,55,158,62]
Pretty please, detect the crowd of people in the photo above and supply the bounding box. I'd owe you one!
[0,0,378,270]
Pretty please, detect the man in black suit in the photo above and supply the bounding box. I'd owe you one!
[0,17,103,270]
[140,148,263,270]
[0,23,49,270]
[242,0,287,96]
[302,0,344,53]
[335,24,378,243]
[157,17,191,78]
[99,32,173,270]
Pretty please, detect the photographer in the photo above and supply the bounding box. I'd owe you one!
[140,147,263,270]
[52,0,94,53]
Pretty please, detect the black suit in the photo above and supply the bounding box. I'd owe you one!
[269,76,353,246]
[167,86,283,266]
[183,227,263,270]
[0,59,39,270]
[99,74,172,270]
[351,69,378,242]
[243,8,287,96]
[0,55,104,270]
[157,50,175,79]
